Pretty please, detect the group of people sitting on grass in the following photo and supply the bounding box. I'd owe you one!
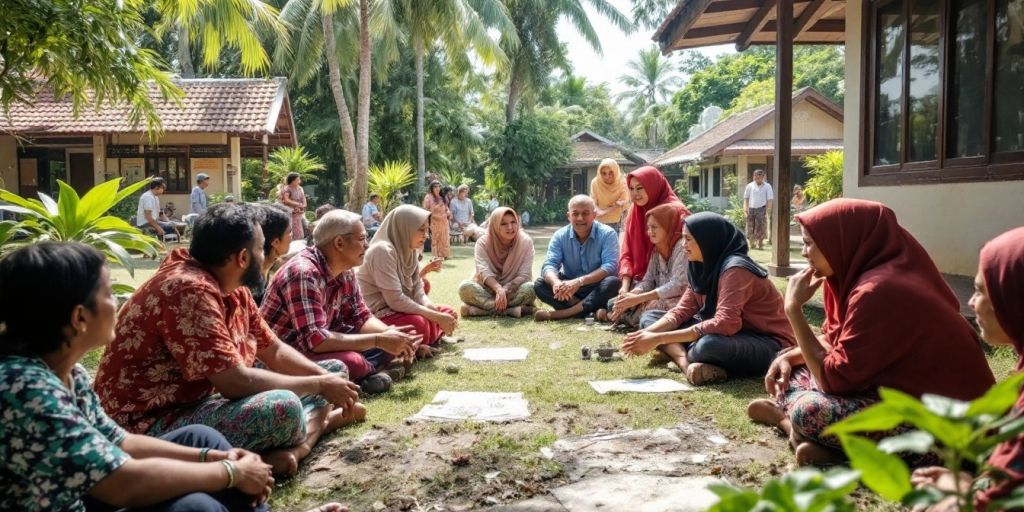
[2,160,1023,511]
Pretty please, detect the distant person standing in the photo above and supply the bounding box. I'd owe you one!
[362,194,383,236]
[190,172,210,216]
[279,172,308,240]
[590,158,629,233]
[743,169,773,249]
[422,181,451,259]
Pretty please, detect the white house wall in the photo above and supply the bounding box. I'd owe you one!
[746,102,844,140]
[843,1,1024,276]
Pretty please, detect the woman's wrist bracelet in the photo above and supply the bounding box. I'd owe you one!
[221,460,236,488]
[198,447,211,462]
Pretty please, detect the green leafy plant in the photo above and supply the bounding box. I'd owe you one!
[708,467,860,511]
[826,372,1024,511]
[439,169,475,189]
[265,146,327,196]
[476,166,515,207]
[368,161,416,214]
[802,151,844,204]
[0,178,161,280]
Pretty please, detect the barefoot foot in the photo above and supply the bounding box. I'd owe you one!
[795,441,846,467]
[262,449,299,477]
[747,399,786,427]
[324,402,366,433]
[534,310,552,322]
[305,503,348,512]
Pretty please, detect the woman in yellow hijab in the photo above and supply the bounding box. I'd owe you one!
[590,158,629,232]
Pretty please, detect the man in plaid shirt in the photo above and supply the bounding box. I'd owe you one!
[261,210,418,394]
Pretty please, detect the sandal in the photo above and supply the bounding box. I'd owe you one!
[685,363,728,386]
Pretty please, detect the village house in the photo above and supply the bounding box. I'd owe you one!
[0,78,297,214]
[654,0,1024,277]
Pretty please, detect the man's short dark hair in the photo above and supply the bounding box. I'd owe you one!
[190,203,260,267]
[149,177,167,190]
[314,203,336,220]
[368,194,380,201]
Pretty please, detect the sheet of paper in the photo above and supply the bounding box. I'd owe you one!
[410,391,531,422]
[463,347,528,361]
[588,379,693,394]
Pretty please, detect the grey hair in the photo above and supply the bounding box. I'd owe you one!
[753,169,766,176]
[313,209,363,248]
[457,184,469,192]
[567,194,596,211]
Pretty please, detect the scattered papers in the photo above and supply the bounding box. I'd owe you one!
[410,391,531,422]
[463,347,528,361]
[588,379,693,394]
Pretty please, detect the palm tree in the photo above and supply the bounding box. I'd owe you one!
[501,0,633,124]
[616,46,682,121]
[156,0,283,77]
[392,0,514,194]
[274,0,377,209]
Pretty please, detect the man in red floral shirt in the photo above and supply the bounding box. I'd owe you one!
[95,203,363,476]
[261,210,418,394]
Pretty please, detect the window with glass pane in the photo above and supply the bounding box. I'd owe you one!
[947,0,988,158]
[994,0,1024,153]
[874,1,906,166]
[908,0,941,162]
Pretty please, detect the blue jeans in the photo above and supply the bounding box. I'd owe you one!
[87,425,269,512]
[639,311,781,377]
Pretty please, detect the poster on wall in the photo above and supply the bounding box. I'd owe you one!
[191,158,222,178]
[121,158,145,183]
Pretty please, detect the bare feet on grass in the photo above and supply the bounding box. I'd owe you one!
[306,503,348,512]
[262,450,299,477]
[795,441,845,467]
[746,399,786,427]
[324,402,366,433]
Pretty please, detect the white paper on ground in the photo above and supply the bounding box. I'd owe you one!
[588,379,693,394]
[410,391,531,422]
[463,347,529,361]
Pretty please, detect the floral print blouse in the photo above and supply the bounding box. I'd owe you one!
[0,357,129,511]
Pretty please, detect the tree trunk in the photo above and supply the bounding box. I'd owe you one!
[505,74,521,125]
[414,39,426,196]
[348,0,372,211]
[177,25,195,78]
[322,11,359,204]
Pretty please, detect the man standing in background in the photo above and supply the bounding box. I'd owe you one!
[190,173,210,216]
[743,169,773,250]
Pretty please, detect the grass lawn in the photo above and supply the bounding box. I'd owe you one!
[99,227,1016,511]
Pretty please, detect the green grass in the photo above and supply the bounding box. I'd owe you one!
[94,229,1017,510]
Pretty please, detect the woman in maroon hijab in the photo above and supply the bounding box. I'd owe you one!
[911,227,1024,511]
[616,167,690,298]
[747,199,995,465]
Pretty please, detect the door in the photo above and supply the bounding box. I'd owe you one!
[18,158,39,198]
[69,153,95,196]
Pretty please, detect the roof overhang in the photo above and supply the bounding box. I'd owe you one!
[653,0,847,53]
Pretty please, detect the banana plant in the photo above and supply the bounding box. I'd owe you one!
[0,178,161,282]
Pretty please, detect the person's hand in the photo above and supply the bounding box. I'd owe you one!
[552,279,570,302]
[618,292,642,312]
[764,355,794,400]
[622,330,661,356]
[431,308,458,335]
[494,288,508,312]
[375,328,418,357]
[318,374,361,410]
[744,208,749,217]
[564,278,582,298]
[155,226,166,238]
[911,467,971,493]
[785,267,825,313]
[422,258,443,275]
[231,451,273,500]
[615,199,626,207]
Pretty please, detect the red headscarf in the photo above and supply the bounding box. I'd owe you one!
[645,203,684,260]
[619,166,689,281]
[795,199,994,399]
[976,228,1024,511]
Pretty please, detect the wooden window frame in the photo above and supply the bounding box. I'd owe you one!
[144,154,191,193]
[859,0,1024,186]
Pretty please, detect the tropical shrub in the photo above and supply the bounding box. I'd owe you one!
[709,467,860,511]
[439,169,475,189]
[476,166,515,207]
[803,151,844,204]
[265,146,326,195]
[368,161,416,214]
[0,178,161,280]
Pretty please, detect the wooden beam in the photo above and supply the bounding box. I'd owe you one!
[770,0,794,275]
[794,0,828,35]
[736,0,777,51]
[657,0,716,54]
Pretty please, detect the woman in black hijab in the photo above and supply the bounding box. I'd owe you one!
[623,212,796,385]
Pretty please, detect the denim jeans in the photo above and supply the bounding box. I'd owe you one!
[87,425,269,512]
[639,310,781,377]
[534,274,622,317]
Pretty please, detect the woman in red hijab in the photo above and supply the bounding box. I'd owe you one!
[747,199,995,466]
[911,227,1024,511]
[617,167,690,297]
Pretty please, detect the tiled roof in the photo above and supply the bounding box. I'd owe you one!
[0,78,290,135]
[563,130,648,168]
[653,88,843,167]
[721,139,844,155]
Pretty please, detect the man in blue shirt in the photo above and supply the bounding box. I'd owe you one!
[189,173,209,216]
[534,195,621,321]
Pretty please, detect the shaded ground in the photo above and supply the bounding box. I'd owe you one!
[101,226,1014,512]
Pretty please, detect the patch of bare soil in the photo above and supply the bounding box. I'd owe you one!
[285,415,791,512]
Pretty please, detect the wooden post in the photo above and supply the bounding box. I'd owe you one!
[769,0,795,276]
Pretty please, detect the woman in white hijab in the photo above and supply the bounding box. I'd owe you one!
[357,205,458,357]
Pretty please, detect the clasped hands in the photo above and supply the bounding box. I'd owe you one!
[552,278,582,302]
